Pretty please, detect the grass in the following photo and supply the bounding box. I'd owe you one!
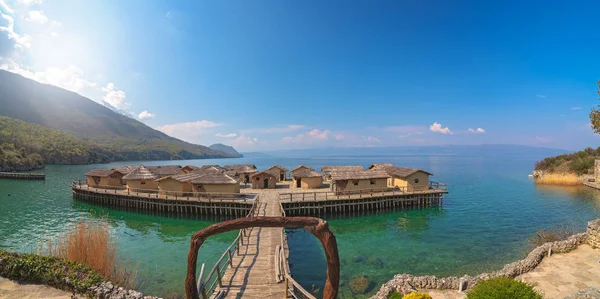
[533,173,581,185]
[38,217,140,290]
[0,250,104,294]
[467,277,542,299]
[528,221,578,249]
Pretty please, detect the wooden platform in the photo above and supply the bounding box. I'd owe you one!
[215,192,287,298]
[71,184,256,217]
[0,172,45,180]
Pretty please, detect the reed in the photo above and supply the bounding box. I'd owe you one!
[39,218,139,289]
[533,173,581,185]
[528,221,578,249]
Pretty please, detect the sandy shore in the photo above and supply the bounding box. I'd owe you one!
[0,277,83,299]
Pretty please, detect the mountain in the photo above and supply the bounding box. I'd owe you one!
[209,143,243,157]
[0,116,117,171]
[0,70,239,161]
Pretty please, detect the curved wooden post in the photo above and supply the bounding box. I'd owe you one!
[185,216,339,299]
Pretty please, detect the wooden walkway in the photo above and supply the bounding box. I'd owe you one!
[0,172,45,180]
[215,191,287,298]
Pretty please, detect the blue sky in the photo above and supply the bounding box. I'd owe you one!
[1,0,599,151]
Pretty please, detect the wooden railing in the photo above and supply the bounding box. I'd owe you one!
[197,196,260,299]
[279,182,448,202]
[277,202,317,299]
[0,171,45,180]
[72,180,252,202]
[429,181,447,191]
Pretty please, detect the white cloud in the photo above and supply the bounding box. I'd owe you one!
[216,133,237,138]
[138,110,155,120]
[243,124,305,134]
[26,10,48,24]
[283,129,331,144]
[0,9,31,50]
[571,106,582,110]
[468,128,486,134]
[230,135,258,148]
[536,94,546,98]
[158,120,222,138]
[1,61,99,93]
[157,120,224,144]
[367,136,380,142]
[102,82,131,110]
[0,0,14,14]
[429,122,453,135]
[19,0,43,5]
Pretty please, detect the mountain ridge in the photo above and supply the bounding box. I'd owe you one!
[0,70,240,161]
[209,143,243,158]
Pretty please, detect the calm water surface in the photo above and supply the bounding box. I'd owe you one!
[1,154,599,298]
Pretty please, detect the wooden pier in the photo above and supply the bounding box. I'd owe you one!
[0,171,45,180]
[211,191,288,298]
[279,184,447,216]
[72,180,447,298]
[71,182,256,217]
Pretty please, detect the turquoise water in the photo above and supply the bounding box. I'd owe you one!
[1,154,600,298]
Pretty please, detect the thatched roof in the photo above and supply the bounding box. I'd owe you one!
[160,171,239,185]
[85,169,124,177]
[146,165,182,176]
[123,165,160,181]
[182,165,200,171]
[373,164,433,178]
[110,165,136,175]
[224,164,257,174]
[368,163,393,170]
[268,165,288,172]
[330,170,389,181]
[321,165,364,173]
[292,169,322,178]
[202,165,226,171]
[291,165,314,173]
[251,170,278,178]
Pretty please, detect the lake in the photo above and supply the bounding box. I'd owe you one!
[1,152,599,298]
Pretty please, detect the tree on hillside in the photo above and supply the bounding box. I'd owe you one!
[590,80,600,133]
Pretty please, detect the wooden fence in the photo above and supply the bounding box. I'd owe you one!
[0,172,45,180]
[279,181,447,202]
[73,180,251,203]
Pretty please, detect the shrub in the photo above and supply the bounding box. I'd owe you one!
[349,275,372,294]
[39,218,139,289]
[0,250,104,294]
[467,277,542,299]
[387,290,403,299]
[528,221,577,249]
[404,292,433,299]
[570,157,594,175]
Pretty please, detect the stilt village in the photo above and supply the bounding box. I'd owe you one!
[71,163,447,299]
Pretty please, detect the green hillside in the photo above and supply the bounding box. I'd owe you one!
[0,116,116,171]
[209,143,243,157]
[534,147,600,175]
[0,70,239,160]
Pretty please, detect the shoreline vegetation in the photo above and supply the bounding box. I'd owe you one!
[532,146,600,185]
[0,217,156,298]
[374,219,600,298]
[38,217,140,290]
